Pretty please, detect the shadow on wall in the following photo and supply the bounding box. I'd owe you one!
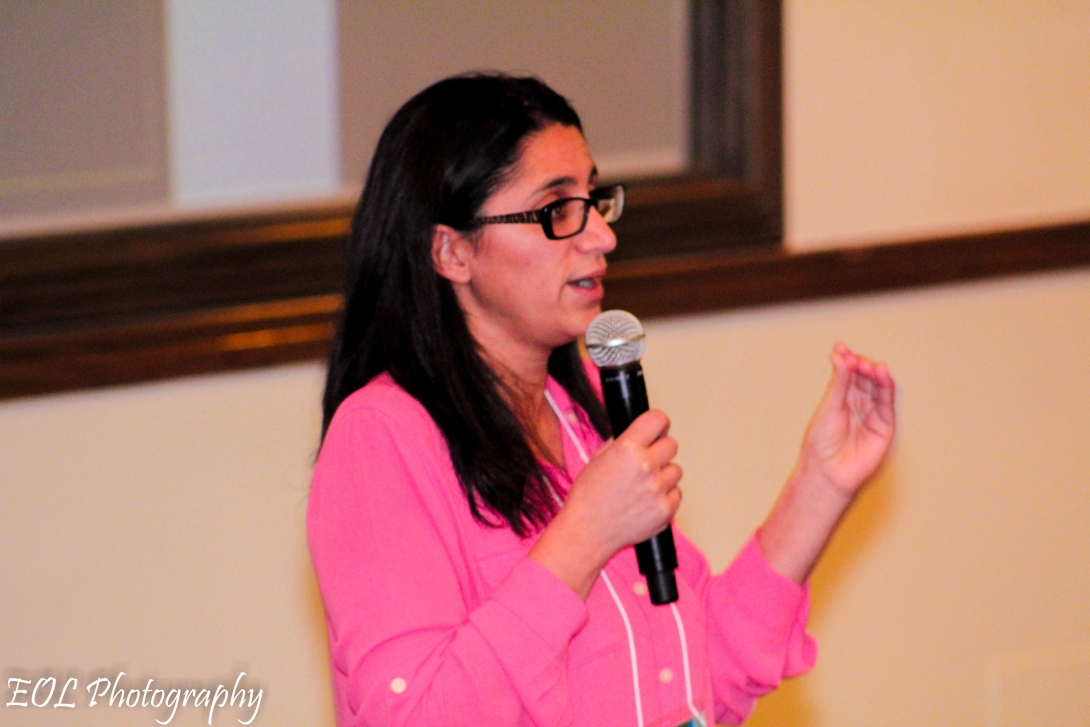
[745,458,900,727]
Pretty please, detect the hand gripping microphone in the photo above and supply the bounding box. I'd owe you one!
[585,310,679,605]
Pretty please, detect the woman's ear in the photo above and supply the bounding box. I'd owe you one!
[431,224,474,284]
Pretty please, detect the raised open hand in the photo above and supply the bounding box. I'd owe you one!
[799,342,896,499]
[758,344,896,582]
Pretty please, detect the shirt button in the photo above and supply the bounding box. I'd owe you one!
[659,667,674,684]
[632,581,647,596]
[390,677,407,694]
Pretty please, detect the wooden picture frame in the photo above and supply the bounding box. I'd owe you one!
[3,0,1088,399]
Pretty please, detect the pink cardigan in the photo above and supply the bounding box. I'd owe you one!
[308,372,816,727]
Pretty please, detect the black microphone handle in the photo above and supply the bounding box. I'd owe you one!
[599,362,679,605]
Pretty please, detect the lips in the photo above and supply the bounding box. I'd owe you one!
[568,267,606,290]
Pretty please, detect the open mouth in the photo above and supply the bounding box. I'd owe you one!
[569,277,598,290]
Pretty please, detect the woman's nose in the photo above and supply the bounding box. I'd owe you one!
[577,207,618,255]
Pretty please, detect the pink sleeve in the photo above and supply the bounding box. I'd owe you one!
[678,532,817,725]
[308,402,589,727]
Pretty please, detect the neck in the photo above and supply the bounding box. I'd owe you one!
[465,316,564,466]
[464,310,550,398]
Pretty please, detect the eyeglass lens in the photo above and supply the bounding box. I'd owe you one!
[546,186,623,239]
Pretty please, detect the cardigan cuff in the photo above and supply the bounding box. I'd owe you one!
[481,555,590,651]
[724,535,809,625]
[467,556,589,726]
[710,534,817,685]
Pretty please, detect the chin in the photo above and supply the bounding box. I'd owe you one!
[570,312,600,342]
[578,303,602,326]
[544,304,603,348]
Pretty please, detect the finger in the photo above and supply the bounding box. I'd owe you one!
[841,348,893,388]
[845,356,896,430]
[823,343,855,406]
[833,341,854,365]
[657,462,683,492]
[645,434,679,470]
[661,472,683,516]
[854,355,877,379]
[617,409,671,447]
[849,355,891,397]
[872,363,896,424]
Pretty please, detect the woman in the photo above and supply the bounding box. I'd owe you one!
[309,74,895,727]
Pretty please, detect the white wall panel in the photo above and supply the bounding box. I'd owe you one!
[166,0,341,206]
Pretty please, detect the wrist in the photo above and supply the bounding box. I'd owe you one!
[757,460,856,584]
[791,454,856,512]
[528,508,611,600]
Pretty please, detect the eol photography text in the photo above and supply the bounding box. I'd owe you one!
[6,670,262,725]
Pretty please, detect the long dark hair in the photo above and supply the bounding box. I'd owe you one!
[323,73,611,537]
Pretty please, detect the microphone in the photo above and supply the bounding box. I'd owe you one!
[585,310,678,605]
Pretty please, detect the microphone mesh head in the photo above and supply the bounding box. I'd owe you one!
[585,310,645,367]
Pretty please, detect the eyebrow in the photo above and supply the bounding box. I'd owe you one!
[532,166,600,197]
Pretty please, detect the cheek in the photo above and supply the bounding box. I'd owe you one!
[477,239,564,301]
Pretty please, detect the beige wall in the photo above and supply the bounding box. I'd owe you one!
[2,3,1089,726]
[0,364,332,726]
[784,1,1090,250]
[648,269,1090,726]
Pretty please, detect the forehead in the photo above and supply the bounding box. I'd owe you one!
[503,124,594,198]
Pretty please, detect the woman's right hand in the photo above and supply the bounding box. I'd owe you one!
[528,409,682,599]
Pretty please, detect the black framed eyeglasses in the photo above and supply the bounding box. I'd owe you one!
[470,184,625,240]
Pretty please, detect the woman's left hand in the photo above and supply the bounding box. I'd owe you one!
[757,343,896,583]
[797,342,896,499]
